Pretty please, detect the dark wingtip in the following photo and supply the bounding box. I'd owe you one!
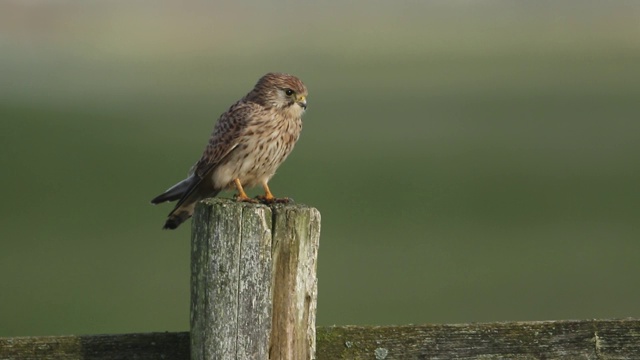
[150,195,166,205]
[151,189,180,205]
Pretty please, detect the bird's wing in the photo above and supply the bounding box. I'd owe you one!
[195,101,265,177]
[168,101,260,212]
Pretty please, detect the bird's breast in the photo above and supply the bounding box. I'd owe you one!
[211,115,302,190]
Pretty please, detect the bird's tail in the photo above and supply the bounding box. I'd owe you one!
[152,175,219,230]
[162,187,221,230]
[163,207,195,230]
[151,176,198,205]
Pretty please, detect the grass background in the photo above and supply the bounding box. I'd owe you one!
[1,1,639,336]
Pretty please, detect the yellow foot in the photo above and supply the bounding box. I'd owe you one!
[233,178,258,203]
[234,193,259,203]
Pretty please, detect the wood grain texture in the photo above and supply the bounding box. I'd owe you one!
[3,320,640,359]
[269,204,321,360]
[191,199,273,360]
[0,319,640,360]
[316,319,640,359]
[0,332,189,360]
[237,205,274,360]
[190,199,320,360]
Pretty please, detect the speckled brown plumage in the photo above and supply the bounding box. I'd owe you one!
[151,73,308,229]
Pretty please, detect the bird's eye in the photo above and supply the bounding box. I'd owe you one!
[284,89,294,96]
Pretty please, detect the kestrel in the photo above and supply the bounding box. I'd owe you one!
[151,72,308,230]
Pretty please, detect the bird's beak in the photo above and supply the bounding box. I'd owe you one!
[297,95,307,109]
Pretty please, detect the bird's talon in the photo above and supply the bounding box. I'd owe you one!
[257,196,292,204]
[235,194,258,203]
[255,195,275,204]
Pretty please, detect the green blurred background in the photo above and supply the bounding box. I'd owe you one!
[2,1,639,337]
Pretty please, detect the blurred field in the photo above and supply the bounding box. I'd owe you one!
[1,1,639,337]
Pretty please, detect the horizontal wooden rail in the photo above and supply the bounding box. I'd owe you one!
[2,319,639,359]
[0,332,189,360]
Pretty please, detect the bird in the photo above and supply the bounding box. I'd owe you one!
[151,72,308,230]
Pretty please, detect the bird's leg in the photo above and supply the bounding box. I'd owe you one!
[256,181,291,204]
[233,178,255,202]
[261,181,275,201]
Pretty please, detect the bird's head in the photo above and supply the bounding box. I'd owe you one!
[246,73,308,117]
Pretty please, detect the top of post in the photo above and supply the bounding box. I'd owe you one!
[196,197,319,213]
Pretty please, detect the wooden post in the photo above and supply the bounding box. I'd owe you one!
[190,198,320,360]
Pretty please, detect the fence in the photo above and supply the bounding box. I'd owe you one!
[1,199,639,359]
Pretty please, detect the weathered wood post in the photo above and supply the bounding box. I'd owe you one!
[190,198,320,360]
